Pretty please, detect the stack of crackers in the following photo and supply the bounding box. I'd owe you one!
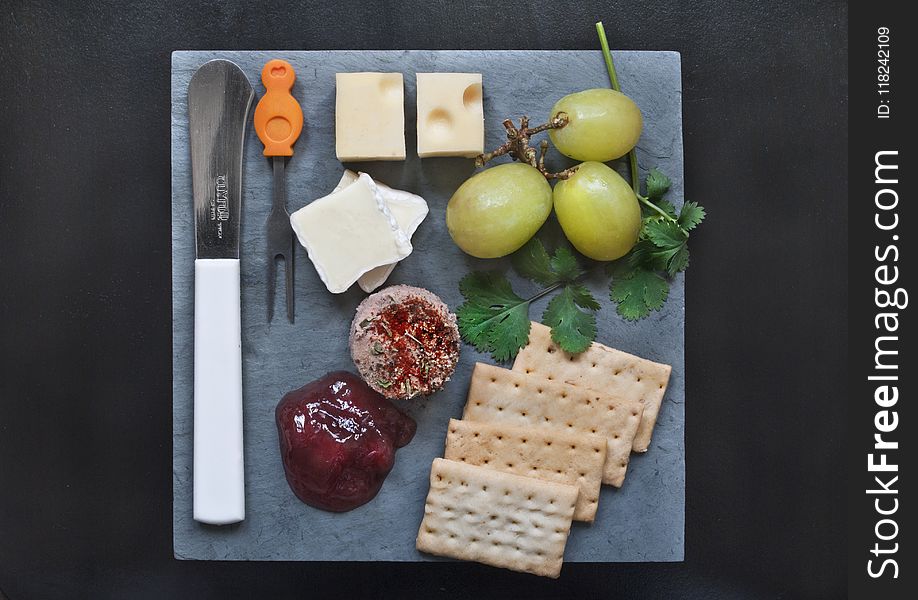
[416,322,672,578]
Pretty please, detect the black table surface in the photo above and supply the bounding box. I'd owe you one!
[0,1,847,598]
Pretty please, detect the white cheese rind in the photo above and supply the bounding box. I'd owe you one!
[335,73,406,161]
[332,170,429,292]
[290,173,412,294]
[416,73,484,158]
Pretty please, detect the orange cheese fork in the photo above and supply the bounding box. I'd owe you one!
[254,59,304,323]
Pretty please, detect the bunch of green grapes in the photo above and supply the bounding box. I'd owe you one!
[447,89,643,261]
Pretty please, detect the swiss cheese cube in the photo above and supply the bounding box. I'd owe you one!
[416,73,484,158]
[335,73,406,161]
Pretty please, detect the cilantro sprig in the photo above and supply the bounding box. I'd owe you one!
[457,240,600,361]
[609,169,706,321]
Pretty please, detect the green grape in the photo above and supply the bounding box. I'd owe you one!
[447,163,553,258]
[553,161,640,261]
[548,89,642,162]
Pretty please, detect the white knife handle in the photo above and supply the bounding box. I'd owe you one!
[193,258,245,524]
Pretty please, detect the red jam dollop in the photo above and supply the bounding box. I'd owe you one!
[275,371,416,512]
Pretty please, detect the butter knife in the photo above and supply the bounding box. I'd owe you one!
[188,59,254,525]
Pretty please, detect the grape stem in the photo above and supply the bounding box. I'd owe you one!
[475,115,578,180]
[595,21,676,223]
[596,21,640,195]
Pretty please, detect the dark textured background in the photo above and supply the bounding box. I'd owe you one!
[0,1,847,598]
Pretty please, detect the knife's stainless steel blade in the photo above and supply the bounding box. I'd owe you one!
[188,60,255,259]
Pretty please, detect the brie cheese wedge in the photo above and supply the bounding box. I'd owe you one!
[333,170,429,292]
[290,173,412,294]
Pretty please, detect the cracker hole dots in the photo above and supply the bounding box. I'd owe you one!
[614,370,621,375]
[546,441,552,446]
[497,435,503,440]
[632,412,639,417]
[497,407,503,412]
[636,377,642,382]
[659,384,664,389]
[521,412,527,417]
[507,462,514,468]
[567,423,573,428]
[570,444,577,450]
[591,429,597,434]
[561,393,567,398]
[514,383,520,388]
[620,462,626,467]
[547,347,554,353]
[482,485,487,491]
[521,438,527,444]
[475,402,481,406]
[525,369,532,374]
[537,389,543,394]
[473,432,479,437]
[591,363,597,368]
[490,378,496,383]
[613,434,619,440]
[547,376,554,381]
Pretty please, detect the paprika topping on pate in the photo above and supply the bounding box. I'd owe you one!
[350,285,460,400]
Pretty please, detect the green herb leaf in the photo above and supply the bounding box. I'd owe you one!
[678,201,706,231]
[543,286,598,354]
[645,168,671,200]
[567,283,601,310]
[628,239,679,272]
[548,246,585,282]
[512,239,584,285]
[667,244,690,276]
[643,219,688,248]
[456,271,532,362]
[511,238,555,285]
[610,266,669,320]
